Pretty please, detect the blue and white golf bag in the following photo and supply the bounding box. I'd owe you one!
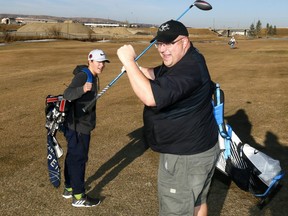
[45,95,67,188]
[213,83,284,204]
[47,134,62,188]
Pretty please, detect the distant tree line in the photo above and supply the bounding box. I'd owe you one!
[248,20,277,38]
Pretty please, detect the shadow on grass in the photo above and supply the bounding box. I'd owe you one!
[85,127,148,201]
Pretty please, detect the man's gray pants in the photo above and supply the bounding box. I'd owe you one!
[158,144,220,215]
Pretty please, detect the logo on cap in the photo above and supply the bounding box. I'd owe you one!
[159,24,170,32]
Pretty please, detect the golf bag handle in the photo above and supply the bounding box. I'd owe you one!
[83,1,212,113]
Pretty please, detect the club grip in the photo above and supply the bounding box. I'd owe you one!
[82,96,97,113]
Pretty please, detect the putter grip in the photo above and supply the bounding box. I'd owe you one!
[82,97,97,113]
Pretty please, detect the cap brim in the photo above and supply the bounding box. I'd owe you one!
[150,34,177,44]
[93,58,110,63]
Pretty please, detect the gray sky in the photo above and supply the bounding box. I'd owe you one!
[1,0,287,28]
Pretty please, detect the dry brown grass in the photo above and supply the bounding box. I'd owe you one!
[0,35,287,215]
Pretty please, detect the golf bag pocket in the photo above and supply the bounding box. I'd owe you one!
[239,144,283,190]
[225,158,250,191]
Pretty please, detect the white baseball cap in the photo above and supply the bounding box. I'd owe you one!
[88,49,110,63]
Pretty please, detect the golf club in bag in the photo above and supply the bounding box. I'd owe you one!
[213,83,284,206]
[82,0,212,113]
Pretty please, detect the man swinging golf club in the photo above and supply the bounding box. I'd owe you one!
[117,20,220,216]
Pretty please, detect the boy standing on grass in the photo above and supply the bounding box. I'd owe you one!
[62,49,110,207]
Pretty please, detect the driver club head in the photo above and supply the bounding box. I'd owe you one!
[194,0,212,10]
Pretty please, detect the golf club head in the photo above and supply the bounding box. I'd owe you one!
[194,0,212,10]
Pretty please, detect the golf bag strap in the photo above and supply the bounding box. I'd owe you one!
[213,83,231,159]
[81,67,93,83]
[59,99,67,112]
[46,95,64,104]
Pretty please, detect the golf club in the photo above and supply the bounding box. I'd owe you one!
[83,0,212,112]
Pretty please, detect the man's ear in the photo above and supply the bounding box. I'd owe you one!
[183,37,189,47]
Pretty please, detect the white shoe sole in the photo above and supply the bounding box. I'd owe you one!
[62,194,73,199]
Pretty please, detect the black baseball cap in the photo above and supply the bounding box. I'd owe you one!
[151,20,189,43]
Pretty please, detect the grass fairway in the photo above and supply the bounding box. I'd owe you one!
[0,37,287,215]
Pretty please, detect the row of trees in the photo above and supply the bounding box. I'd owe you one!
[248,20,277,37]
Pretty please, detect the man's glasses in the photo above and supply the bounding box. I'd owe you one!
[154,37,184,49]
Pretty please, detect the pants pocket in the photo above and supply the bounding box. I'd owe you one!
[159,154,179,176]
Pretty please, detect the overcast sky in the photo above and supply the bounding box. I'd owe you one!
[1,0,287,28]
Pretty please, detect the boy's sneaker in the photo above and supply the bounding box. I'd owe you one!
[72,194,101,207]
[62,188,73,199]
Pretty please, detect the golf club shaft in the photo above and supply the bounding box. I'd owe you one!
[83,4,195,113]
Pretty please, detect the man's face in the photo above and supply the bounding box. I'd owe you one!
[155,36,189,67]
